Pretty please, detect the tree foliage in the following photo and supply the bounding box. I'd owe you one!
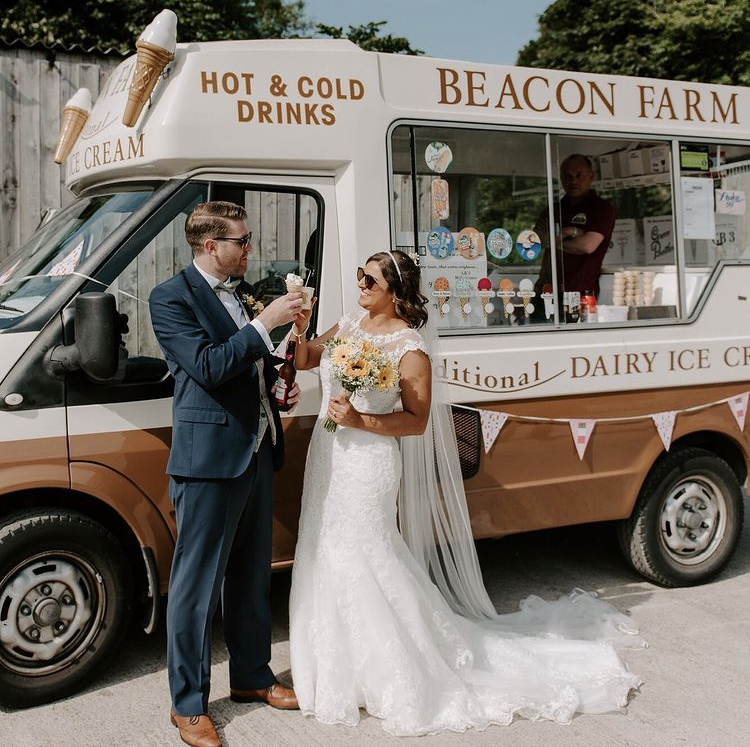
[518,0,750,85]
[1,0,308,53]
[316,21,422,55]
[2,1,422,56]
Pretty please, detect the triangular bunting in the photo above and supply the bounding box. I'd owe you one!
[652,411,677,451]
[480,410,508,454]
[48,238,84,276]
[727,393,749,432]
[569,419,596,460]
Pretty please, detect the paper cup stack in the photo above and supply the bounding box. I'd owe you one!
[612,271,626,306]
[614,270,643,307]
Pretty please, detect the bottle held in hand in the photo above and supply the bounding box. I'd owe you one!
[275,339,297,412]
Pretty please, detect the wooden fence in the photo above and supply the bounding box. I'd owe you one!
[0,45,122,262]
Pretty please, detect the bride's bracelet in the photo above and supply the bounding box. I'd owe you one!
[293,322,310,342]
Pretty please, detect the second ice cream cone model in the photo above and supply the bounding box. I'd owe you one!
[123,10,178,127]
[54,88,92,164]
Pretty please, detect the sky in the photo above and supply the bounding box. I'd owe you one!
[303,0,552,65]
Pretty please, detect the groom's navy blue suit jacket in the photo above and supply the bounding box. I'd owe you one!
[149,262,284,478]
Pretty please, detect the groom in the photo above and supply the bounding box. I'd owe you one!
[149,201,303,747]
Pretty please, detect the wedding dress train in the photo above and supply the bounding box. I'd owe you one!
[289,311,643,736]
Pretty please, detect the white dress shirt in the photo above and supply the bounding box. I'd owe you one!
[193,261,276,447]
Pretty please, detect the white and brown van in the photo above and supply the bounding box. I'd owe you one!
[0,36,748,706]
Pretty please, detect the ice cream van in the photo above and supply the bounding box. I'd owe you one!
[2,12,750,706]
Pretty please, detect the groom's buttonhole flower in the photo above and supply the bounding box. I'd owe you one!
[239,291,265,316]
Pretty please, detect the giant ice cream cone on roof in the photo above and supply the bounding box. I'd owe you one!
[53,88,92,164]
[122,9,177,127]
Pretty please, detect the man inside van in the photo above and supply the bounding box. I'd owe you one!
[149,201,303,747]
[534,153,615,303]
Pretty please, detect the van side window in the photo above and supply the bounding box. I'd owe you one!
[679,141,750,313]
[552,135,678,323]
[391,125,552,333]
[108,183,321,373]
[391,125,689,332]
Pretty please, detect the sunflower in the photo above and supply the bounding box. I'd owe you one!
[330,343,353,366]
[344,358,371,378]
[360,339,377,355]
[376,364,398,391]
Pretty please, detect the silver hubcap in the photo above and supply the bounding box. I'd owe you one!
[660,476,727,565]
[0,553,105,676]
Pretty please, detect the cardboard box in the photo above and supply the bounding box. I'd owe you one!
[648,145,670,173]
[642,215,675,265]
[598,152,621,179]
[625,148,650,177]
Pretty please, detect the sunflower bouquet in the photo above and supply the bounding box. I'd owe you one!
[321,336,398,432]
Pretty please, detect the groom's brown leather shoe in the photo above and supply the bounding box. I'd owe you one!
[170,711,221,747]
[230,682,299,710]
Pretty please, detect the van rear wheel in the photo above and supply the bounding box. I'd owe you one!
[0,509,132,708]
[618,447,744,587]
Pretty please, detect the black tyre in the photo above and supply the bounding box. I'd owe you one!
[0,510,133,708]
[618,447,745,587]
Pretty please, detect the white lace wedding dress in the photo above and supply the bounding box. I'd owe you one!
[289,311,643,736]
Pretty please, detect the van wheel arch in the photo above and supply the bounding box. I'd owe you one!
[0,508,134,707]
[618,446,744,587]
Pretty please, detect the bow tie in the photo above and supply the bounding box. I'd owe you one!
[214,277,241,293]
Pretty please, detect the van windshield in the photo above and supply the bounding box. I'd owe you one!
[0,190,154,329]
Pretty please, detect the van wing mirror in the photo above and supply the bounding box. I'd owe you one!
[46,292,121,381]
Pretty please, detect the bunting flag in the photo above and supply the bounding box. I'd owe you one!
[727,393,749,432]
[480,410,508,453]
[48,238,84,276]
[569,419,596,460]
[652,411,677,451]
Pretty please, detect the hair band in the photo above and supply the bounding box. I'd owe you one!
[386,250,402,282]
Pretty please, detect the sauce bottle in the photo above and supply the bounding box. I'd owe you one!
[275,339,297,411]
[581,290,597,323]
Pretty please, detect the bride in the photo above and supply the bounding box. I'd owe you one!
[288,250,643,736]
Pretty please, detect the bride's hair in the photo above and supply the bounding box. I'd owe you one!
[368,250,429,329]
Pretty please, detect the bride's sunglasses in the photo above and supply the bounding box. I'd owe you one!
[357,267,380,289]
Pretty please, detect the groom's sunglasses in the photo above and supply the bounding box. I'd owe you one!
[357,267,380,289]
[213,232,252,248]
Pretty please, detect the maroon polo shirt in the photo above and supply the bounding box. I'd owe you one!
[557,190,615,297]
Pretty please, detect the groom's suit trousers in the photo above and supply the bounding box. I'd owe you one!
[167,434,276,716]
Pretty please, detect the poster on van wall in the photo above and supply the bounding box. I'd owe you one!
[715,189,746,215]
[403,231,489,331]
[681,177,716,239]
[608,219,640,265]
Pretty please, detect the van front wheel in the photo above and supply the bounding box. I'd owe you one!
[0,510,132,708]
[618,448,744,587]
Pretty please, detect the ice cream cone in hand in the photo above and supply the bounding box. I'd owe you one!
[122,10,177,127]
[54,88,92,164]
